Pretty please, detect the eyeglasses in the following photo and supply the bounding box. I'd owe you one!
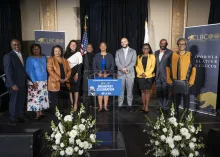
[178,43,186,46]
[142,48,150,50]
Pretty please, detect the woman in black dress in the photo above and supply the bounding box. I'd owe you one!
[64,40,83,111]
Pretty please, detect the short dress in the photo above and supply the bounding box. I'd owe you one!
[137,56,155,90]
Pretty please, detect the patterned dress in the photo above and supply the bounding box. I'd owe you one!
[27,81,49,111]
[26,56,49,111]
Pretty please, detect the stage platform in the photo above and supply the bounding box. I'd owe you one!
[0,97,220,157]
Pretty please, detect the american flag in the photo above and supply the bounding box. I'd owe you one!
[80,30,88,55]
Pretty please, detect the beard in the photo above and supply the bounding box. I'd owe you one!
[160,46,166,50]
[122,45,128,48]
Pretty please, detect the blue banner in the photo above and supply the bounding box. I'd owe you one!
[88,79,122,96]
[185,24,220,115]
[34,31,65,56]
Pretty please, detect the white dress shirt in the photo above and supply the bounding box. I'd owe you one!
[159,50,165,62]
[123,47,129,60]
[14,50,24,65]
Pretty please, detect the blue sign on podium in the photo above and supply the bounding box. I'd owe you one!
[88,79,122,96]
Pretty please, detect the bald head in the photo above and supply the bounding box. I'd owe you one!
[11,39,21,52]
[159,39,168,50]
[121,38,129,48]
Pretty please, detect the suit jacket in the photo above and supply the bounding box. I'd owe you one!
[47,57,71,91]
[155,49,172,81]
[115,48,137,78]
[93,53,115,74]
[83,53,95,91]
[83,53,95,71]
[3,51,27,88]
[136,54,156,78]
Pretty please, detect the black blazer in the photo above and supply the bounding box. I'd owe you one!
[3,51,27,88]
[155,49,172,81]
[83,52,95,71]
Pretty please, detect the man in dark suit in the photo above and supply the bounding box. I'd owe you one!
[3,39,27,124]
[82,44,95,108]
[155,39,172,114]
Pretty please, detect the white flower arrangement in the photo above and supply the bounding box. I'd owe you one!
[144,104,204,157]
[45,104,100,157]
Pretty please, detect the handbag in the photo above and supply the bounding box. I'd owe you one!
[173,80,189,94]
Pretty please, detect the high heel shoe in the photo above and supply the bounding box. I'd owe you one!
[143,110,149,114]
[98,108,102,112]
[40,113,45,118]
[35,116,40,120]
[139,108,145,112]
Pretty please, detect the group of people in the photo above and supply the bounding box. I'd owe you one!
[3,37,196,124]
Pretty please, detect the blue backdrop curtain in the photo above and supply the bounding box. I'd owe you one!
[0,0,22,71]
[208,0,220,24]
[80,0,148,56]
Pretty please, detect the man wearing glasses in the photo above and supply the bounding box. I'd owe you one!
[3,39,27,125]
[155,39,172,114]
[166,38,196,119]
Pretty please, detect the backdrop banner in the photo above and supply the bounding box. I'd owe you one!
[185,23,220,116]
[88,79,122,96]
[34,30,65,56]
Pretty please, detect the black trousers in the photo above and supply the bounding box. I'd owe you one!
[49,90,69,113]
[8,87,26,121]
[174,93,190,119]
[156,78,170,111]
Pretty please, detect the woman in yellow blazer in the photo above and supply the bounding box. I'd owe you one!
[166,38,196,119]
[136,43,156,113]
[47,45,71,113]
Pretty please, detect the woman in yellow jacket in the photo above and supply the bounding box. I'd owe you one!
[136,43,156,113]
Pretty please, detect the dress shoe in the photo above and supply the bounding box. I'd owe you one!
[9,120,17,125]
[127,107,133,112]
[117,107,123,112]
[17,117,28,123]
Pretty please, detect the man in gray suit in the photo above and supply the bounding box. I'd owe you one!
[115,38,137,112]
[155,39,172,114]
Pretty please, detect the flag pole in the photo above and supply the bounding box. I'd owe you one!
[84,15,88,31]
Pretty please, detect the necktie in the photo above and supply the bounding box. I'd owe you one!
[17,53,24,66]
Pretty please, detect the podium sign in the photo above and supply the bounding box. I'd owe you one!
[88,79,122,96]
